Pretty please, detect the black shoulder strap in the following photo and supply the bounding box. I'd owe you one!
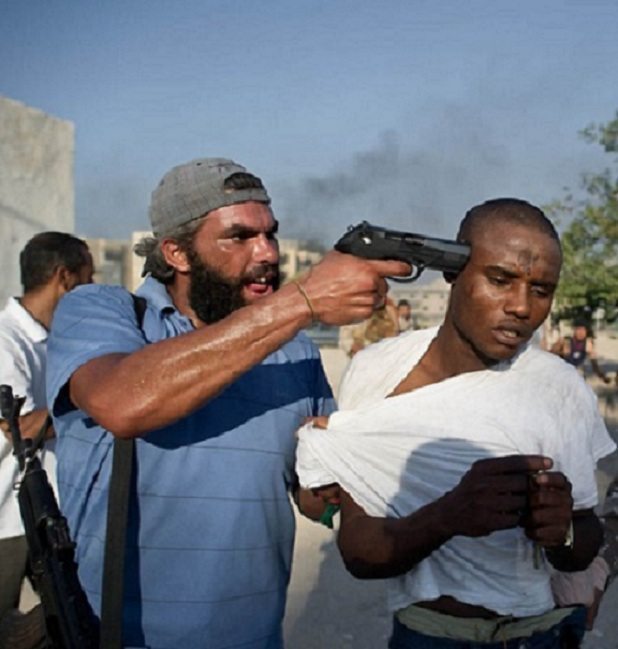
[131,294,148,330]
[99,293,145,649]
[99,438,134,649]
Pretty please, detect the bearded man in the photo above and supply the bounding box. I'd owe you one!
[46,158,408,649]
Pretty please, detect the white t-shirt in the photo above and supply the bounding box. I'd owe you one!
[0,297,56,540]
[296,327,616,617]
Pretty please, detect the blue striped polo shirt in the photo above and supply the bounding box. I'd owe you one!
[47,278,334,649]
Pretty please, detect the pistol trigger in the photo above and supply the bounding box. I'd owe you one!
[390,265,424,283]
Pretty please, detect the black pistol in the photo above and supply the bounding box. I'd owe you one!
[334,221,470,282]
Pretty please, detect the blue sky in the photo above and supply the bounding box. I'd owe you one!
[1,0,617,244]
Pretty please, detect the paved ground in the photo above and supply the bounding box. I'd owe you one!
[285,333,618,648]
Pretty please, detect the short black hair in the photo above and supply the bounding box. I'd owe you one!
[457,198,560,245]
[397,299,410,307]
[20,232,90,292]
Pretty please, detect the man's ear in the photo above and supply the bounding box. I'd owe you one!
[160,238,191,274]
[57,265,75,292]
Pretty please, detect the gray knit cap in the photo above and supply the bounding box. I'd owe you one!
[149,157,271,236]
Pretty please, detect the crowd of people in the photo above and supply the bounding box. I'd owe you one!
[0,158,617,649]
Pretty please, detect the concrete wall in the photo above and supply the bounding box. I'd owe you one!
[0,96,74,305]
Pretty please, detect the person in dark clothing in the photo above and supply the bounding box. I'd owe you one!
[551,318,611,383]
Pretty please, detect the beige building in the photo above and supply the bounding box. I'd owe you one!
[278,239,323,282]
[82,233,147,292]
[0,96,74,304]
[85,238,134,288]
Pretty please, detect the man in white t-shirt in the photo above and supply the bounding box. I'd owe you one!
[297,198,616,648]
[396,299,414,332]
[0,232,93,640]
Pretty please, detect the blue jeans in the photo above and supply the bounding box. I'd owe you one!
[388,607,586,649]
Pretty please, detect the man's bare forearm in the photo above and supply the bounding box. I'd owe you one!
[70,282,313,437]
[591,358,609,382]
[1,408,53,442]
[545,511,603,572]
[337,491,454,579]
[20,409,53,440]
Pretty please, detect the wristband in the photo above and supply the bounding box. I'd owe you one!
[319,503,340,529]
[293,281,316,322]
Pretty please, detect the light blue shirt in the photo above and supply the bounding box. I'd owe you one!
[47,278,334,649]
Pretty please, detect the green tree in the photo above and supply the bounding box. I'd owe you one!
[548,112,618,322]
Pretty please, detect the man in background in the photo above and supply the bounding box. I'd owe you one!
[396,298,414,332]
[551,317,611,383]
[0,232,93,644]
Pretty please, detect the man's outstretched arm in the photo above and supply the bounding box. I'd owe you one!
[68,253,410,438]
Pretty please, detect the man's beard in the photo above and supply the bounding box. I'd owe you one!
[188,251,280,325]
